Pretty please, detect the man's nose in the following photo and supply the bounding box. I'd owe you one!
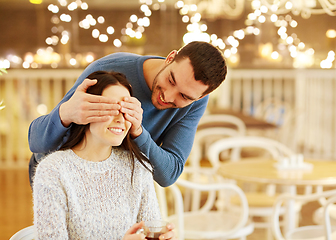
[163,88,178,104]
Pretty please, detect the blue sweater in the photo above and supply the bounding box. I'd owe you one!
[28,52,208,187]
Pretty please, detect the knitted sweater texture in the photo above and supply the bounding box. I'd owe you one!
[33,148,161,239]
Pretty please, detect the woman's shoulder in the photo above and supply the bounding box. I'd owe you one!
[37,150,72,170]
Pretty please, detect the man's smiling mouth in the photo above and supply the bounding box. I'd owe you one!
[159,93,167,103]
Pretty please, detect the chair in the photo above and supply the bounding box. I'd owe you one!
[9,225,35,240]
[184,127,244,211]
[207,136,295,168]
[182,114,246,212]
[155,176,254,240]
[271,190,336,240]
[195,114,247,168]
[197,113,247,135]
[206,136,297,240]
[312,187,336,228]
[188,126,245,171]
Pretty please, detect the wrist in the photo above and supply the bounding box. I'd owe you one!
[59,103,71,127]
[131,126,142,139]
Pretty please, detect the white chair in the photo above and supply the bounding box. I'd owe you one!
[155,177,254,240]
[207,136,295,168]
[312,187,336,228]
[198,113,247,135]
[180,127,239,210]
[314,204,336,227]
[183,115,246,212]
[190,127,243,166]
[9,225,35,240]
[271,190,336,240]
[195,114,247,168]
[206,136,297,240]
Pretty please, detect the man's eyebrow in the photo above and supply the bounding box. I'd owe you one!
[170,71,197,101]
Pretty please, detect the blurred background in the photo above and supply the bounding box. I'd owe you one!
[0,0,335,69]
[1,0,335,168]
[0,0,335,239]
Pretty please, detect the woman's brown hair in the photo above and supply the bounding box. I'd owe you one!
[59,71,153,182]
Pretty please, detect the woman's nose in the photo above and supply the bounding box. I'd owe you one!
[114,112,125,123]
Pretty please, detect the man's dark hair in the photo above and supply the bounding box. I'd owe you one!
[174,41,227,96]
[59,71,153,182]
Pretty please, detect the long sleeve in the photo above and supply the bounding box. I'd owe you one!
[28,60,101,154]
[136,164,162,222]
[28,52,209,188]
[33,160,69,239]
[134,97,208,187]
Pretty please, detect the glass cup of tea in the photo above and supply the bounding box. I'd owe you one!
[136,220,168,240]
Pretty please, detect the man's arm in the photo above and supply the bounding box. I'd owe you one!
[134,97,208,187]
[28,63,119,154]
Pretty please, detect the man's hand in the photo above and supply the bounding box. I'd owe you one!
[59,78,121,127]
[119,96,143,139]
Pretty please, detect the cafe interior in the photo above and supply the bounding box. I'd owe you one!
[0,0,336,239]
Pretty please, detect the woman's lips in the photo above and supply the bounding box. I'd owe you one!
[108,127,124,135]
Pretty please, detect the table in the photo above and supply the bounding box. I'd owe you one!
[218,159,336,186]
[217,159,336,235]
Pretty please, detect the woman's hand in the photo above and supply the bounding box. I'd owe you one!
[122,221,146,240]
[122,221,177,240]
[160,222,177,240]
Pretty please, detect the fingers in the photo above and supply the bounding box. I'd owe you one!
[74,99,121,125]
[120,97,142,112]
[84,91,117,105]
[126,221,145,234]
[123,222,146,240]
[119,97,143,121]
[60,78,125,127]
[85,97,120,110]
[77,78,97,92]
[160,223,176,240]
[119,97,143,137]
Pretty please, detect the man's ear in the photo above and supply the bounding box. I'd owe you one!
[165,50,177,64]
[198,88,211,100]
[198,94,208,100]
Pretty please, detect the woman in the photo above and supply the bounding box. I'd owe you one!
[33,71,175,240]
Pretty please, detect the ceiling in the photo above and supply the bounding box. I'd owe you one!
[0,0,177,9]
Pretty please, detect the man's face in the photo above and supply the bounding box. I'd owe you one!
[151,57,208,110]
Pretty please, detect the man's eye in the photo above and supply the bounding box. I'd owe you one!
[168,77,175,85]
[181,94,188,100]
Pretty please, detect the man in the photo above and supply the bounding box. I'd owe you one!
[28,41,227,187]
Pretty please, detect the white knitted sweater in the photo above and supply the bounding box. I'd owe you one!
[33,148,162,239]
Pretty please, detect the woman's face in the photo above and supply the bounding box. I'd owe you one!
[87,84,132,147]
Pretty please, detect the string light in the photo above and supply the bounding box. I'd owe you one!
[321,51,335,69]
[2,0,334,69]
[29,0,43,4]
